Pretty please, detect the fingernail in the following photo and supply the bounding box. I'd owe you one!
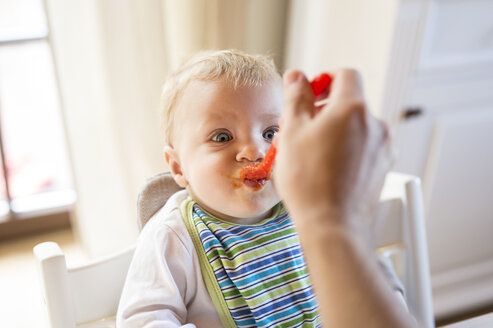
[284,70,301,86]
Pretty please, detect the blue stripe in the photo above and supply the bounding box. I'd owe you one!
[227,258,306,290]
[223,245,303,279]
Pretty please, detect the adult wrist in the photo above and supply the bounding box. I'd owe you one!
[288,203,370,251]
[288,202,354,233]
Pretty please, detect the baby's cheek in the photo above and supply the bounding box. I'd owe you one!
[192,167,230,197]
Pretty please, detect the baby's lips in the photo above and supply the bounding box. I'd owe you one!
[243,178,267,190]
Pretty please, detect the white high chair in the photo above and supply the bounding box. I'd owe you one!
[33,242,134,328]
[34,171,433,328]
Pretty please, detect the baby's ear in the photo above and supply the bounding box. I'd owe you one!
[163,146,189,188]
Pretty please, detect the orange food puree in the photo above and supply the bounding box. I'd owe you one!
[239,144,277,189]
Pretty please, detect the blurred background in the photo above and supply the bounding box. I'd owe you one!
[0,0,492,327]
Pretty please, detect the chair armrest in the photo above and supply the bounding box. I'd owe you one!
[33,241,64,262]
[33,241,76,328]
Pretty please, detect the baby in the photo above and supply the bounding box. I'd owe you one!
[117,50,321,327]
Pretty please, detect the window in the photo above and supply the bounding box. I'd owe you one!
[0,0,75,239]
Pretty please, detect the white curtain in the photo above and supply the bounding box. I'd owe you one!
[162,0,288,70]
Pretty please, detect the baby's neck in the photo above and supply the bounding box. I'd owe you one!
[222,212,272,225]
[200,202,272,225]
[188,190,273,225]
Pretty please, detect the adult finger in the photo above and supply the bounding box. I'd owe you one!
[316,69,368,126]
[283,70,315,125]
[327,68,365,104]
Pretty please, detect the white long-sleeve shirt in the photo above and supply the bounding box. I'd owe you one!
[117,190,222,327]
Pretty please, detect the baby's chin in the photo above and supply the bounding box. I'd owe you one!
[187,184,280,221]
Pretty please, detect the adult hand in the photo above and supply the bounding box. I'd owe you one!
[274,69,416,328]
[275,69,393,234]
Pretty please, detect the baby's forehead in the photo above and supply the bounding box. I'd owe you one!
[175,78,282,120]
[183,76,280,97]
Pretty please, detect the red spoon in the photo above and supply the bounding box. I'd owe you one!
[239,73,333,189]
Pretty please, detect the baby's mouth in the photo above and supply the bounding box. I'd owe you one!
[242,178,267,191]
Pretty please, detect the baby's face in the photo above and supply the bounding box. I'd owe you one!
[167,78,282,224]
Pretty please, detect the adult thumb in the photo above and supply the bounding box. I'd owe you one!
[283,70,315,126]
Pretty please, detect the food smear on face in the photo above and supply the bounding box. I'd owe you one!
[238,72,333,189]
[222,174,243,189]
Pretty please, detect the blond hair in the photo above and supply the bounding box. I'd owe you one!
[160,49,281,146]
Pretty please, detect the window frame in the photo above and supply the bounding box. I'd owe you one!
[0,19,73,241]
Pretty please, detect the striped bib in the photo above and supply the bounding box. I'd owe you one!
[181,198,321,328]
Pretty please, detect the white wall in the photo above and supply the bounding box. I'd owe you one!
[284,0,399,118]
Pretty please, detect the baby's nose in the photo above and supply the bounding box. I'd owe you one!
[236,142,264,163]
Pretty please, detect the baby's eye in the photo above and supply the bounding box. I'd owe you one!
[262,127,279,141]
[211,131,233,143]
